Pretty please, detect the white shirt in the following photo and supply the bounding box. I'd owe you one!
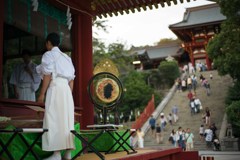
[36,47,75,81]
[170,133,177,141]
[9,62,41,91]
[205,129,213,142]
[137,131,144,140]
[190,101,195,108]
[176,131,183,141]
[160,117,167,124]
[167,115,172,121]
[182,80,186,87]
[199,127,204,134]
[194,99,202,106]
[187,77,192,84]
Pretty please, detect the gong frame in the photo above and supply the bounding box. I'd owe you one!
[87,72,123,124]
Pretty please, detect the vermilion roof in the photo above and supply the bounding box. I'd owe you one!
[53,0,194,18]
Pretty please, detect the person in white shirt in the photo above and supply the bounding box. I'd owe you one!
[9,50,41,101]
[159,113,167,131]
[194,97,202,112]
[137,128,144,148]
[176,127,186,151]
[187,76,192,91]
[37,33,75,160]
[204,126,213,149]
[181,79,186,91]
[169,129,177,147]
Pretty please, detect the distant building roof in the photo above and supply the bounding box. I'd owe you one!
[169,3,226,29]
[135,42,182,61]
[147,44,181,60]
[136,49,147,56]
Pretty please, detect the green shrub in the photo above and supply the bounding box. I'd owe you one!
[226,100,240,137]
[158,60,180,87]
[225,81,240,105]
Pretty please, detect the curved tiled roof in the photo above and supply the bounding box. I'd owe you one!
[147,44,182,59]
[169,3,226,29]
[135,42,182,61]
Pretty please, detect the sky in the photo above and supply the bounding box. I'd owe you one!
[93,0,215,48]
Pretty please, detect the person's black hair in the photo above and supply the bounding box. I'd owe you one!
[21,49,31,57]
[46,32,60,46]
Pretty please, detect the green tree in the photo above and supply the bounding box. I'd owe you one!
[158,60,180,87]
[225,81,240,105]
[120,71,155,117]
[207,0,240,137]
[155,38,180,46]
[93,20,108,66]
[146,69,163,90]
[226,100,240,136]
[107,43,134,74]
[207,0,240,80]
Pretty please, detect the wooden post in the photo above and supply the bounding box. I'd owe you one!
[72,13,94,129]
[0,0,4,98]
[205,54,211,70]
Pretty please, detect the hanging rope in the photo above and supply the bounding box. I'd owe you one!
[55,0,93,17]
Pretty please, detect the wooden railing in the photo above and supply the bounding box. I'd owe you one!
[131,95,155,129]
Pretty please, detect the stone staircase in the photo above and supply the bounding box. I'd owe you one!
[144,70,232,151]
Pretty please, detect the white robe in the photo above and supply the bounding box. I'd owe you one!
[36,47,75,151]
[9,62,41,101]
[137,131,144,148]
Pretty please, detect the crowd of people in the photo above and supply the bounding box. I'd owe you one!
[169,127,195,151]
[135,63,221,151]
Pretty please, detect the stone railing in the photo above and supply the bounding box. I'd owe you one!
[131,72,187,147]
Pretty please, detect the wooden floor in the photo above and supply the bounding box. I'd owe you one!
[75,148,162,160]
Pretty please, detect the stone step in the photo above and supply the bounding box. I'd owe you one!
[143,71,232,151]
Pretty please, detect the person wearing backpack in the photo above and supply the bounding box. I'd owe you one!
[149,115,156,137]
[185,128,194,151]
[176,127,185,151]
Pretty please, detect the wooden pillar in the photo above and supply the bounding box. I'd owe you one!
[0,0,4,98]
[72,13,94,129]
[205,54,211,70]
[188,46,194,66]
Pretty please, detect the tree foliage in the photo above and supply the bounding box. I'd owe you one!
[120,71,153,112]
[119,71,161,117]
[226,100,240,136]
[207,0,240,80]
[225,81,240,105]
[158,60,180,87]
[207,0,240,137]
[155,38,180,46]
[92,20,162,121]
[224,81,240,137]
[107,43,134,73]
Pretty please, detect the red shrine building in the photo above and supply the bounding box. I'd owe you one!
[169,3,226,70]
[132,3,225,71]
[0,0,197,129]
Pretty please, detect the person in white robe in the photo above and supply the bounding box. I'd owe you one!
[137,128,144,148]
[9,50,41,101]
[36,32,75,160]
